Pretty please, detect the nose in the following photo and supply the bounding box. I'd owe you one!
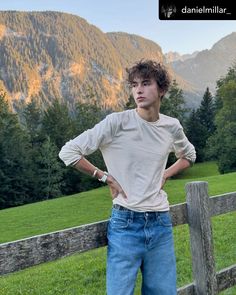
[136,84,143,94]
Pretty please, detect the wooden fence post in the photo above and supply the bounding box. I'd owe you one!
[185,181,218,294]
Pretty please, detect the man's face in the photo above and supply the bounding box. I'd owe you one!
[131,77,163,109]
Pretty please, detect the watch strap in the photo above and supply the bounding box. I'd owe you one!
[98,171,108,183]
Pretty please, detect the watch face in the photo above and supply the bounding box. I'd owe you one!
[99,172,108,182]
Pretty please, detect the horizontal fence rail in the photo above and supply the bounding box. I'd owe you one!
[0,182,235,294]
[176,265,236,295]
[210,192,236,216]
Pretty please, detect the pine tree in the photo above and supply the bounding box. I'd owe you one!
[206,65,236,173]
[41,99,75,149]
[215,79,236,172]
[23,99,43,147]
[0,91,33,208]
[161,80,188,125]
[36,136,63,199]
[21,99,48,202]
[198,87,216,134]
[185,110,207,162]
[75,101,106,134]
[185,87,217,162]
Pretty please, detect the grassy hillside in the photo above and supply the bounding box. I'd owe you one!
[0,161,235,294]
[0,162,234,244]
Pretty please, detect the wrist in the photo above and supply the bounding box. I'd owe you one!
[96,169,104,180]
[98,171,109,183]
[163,171,170,180]
[92,168,106,181]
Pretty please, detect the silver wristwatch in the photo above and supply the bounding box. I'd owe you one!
[98,171,108,183]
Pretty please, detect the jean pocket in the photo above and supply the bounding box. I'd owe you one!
[110,216,130,229]
[158,212,172,227]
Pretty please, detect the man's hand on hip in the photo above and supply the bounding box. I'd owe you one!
[106,175,127,200]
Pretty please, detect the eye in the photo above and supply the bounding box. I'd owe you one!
[143,80,151,86]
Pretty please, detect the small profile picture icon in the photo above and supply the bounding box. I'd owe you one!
[161,4,177,18]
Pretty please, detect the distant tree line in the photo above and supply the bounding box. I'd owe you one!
[0,92,110,209]
[0,64,236,209]
[185,64,236,174]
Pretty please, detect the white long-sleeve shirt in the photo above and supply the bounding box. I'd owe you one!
[59,109,196,212]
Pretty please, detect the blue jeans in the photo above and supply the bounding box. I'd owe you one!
[107,207,177,295]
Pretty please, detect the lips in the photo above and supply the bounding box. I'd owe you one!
[137,96,145,101]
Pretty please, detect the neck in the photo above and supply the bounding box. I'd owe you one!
[136,107,160,122]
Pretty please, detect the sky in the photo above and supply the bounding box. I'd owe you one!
[0,0,236,55]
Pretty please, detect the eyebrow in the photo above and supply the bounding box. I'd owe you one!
[132,79,151,84]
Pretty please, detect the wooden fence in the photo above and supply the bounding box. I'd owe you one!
[0,181,236,294]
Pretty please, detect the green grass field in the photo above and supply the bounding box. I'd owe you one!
[0,161,235,294]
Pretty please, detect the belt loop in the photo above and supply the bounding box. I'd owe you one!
[130,210,134,221]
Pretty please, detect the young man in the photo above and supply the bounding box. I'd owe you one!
[59,60,196,295]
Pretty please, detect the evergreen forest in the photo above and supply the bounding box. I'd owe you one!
[1,64,236,209]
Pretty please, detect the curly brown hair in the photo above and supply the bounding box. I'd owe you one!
[126,60,171,97]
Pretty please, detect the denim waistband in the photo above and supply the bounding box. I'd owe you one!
[112,204,169,217]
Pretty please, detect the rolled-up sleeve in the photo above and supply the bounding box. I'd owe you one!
[59,114,116,166]
[172,122,196,164]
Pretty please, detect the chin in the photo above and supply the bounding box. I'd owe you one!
[138,103,150,109]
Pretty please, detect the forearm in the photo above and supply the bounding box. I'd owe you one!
[164,158,191,180]
[73,157,105,180]
[73,156,127,199]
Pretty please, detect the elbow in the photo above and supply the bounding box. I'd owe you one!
[58,148,64,162]
[186,151,196,167]
[181,149,196,167]
[191,149,197,164]
[58,146,69,166]
[58,145,82,167]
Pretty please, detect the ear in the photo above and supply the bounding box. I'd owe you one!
[159,89,166,100]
